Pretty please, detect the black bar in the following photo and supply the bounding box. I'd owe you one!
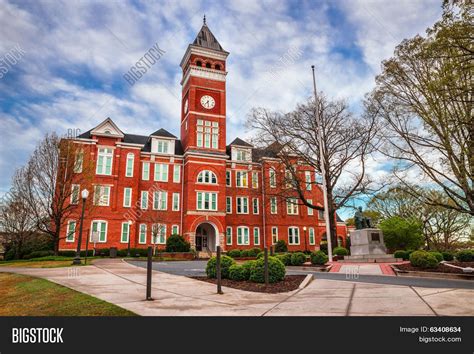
[216,245,223,294]
[72,198,86,265]
[84,231,89,265]
[270,245,274,256]
[146,246,153,301]
[264,247,269,285]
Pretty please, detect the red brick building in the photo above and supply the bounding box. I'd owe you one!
[59,20,347,254]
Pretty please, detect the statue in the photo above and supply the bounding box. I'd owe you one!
[354,206,372,229]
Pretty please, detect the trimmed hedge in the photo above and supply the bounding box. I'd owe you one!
[441,251,454,261]
[276,253,292,266]
[241,260,256,280]
[249,256,286,283]
[311,250,328,265]
[229,264,246,281]
[248,248,261,257]
[241,249,250,257]
[166,234,190,252]
[274,240,288,253]
[429,251,444,262]
[409,250,439,269]
[333,247,349,256]
[23,250,54,259]
[206,255,236,279]
[290,252,306,266]
[227,249,241,258]
[456,250,473,262]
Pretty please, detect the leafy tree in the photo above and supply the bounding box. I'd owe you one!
[379,216,424,251]
[366,1,473,215]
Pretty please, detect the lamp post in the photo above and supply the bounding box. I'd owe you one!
[73,189,89,265]
[127,220,133,257]
[303,226,308,252]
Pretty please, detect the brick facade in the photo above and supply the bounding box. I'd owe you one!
[58,21,347,253]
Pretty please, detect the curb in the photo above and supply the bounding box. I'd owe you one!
[298,274,313,289]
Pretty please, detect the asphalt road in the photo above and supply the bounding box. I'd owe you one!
[127,260,474,290]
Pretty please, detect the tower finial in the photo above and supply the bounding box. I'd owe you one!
[203,14,206,25]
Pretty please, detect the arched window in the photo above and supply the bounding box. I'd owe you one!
[215,64,221,70]
[197,170,217,184]
[196,60,202,67]
[205,62,211,68]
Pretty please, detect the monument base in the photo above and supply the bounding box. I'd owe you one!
[342,228,402,263]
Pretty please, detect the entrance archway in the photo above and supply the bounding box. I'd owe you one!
[195,223,218,252]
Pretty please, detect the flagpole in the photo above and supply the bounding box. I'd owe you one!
[311,65,333,262]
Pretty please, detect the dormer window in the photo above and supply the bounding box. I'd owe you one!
[157,140,169,154]
[197,170,217,184]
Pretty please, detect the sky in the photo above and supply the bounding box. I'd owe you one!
[0,0,443,219]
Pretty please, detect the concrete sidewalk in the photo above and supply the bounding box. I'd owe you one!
[1,259,473,316]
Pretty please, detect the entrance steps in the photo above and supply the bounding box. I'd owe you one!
[340,254,402,263]
[197,251,216,259]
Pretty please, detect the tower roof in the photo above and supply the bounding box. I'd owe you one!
[192,16,226,52]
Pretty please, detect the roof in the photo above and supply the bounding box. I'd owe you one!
[150,128,177,139]
[192,19,226,52]
[229,137,253,147]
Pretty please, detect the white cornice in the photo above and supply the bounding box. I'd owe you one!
[181,66,227,87]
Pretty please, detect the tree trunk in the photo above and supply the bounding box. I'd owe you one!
[328,207,338,250]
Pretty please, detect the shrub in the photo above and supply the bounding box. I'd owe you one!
[257,252,264,259]
[117,249,128,257]
[240,249,250,257]
[441,251,454,261]
[227,249,241,258]
[429,251,444,262]
[165,234,190,253]
[333,247,349,256]
[311,250,328,265]
[229,264,246,281]
[394,250,407,259]
[249,256,286,283]
[24,250,55,259]
[274,240,288,253]
[247,248,261,257]
[319,242,328,254]
[206,255,235,279]
[96,248,110,256]
[379,216,424,251]
[57,250,76,257]
[456,250,473,262]
[241,260,256,280]
[409,250,439,269]
[290,252,307,266]
[276,253,292,266]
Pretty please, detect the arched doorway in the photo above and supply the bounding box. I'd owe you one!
[195,223,217,252]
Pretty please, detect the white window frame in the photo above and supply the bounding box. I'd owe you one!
[90,220,108,243]
[236,171,248,188]
[71,184,80,205]
[74,149,83,173]
[253,227,260,245]
[288,226,300,245]
[94,185,110,206]
[252,198,259,214]
[172,193,180,211]
[66,220,76,242]
[309,227,315,245]
[197,170,217,184]
[236,197,249,214]
[121,222,130,243]
[125,153,134,177]
[196,192,218,211]
[154,163,168,182]
[123,187,132,208]
[305,170,312,190]
[226,170,231,187]
[142,162,150,181]
[226,226,232,245]
[237,226,250,245]
[307,199,314,216]
[173,165,181,183]
[96,147,113,175]
[151,224,166,244]
[318,210,325,221]
[141,191,148,210]
[153,191,168,211]
[139,224,147,244]
[270,197,278,214]
[226,196,232,213]
[269,168,276,188]
[171,225,179,235]
[252,171,258,188]
[287,198,299,215]
[271,226,278,244]
[157,140,169,154]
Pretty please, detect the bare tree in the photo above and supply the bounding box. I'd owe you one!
[0,169,37,259]
[366,1,473,215]
[248,94,379,247]
[19,133,94,255]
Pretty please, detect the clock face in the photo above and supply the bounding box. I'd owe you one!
[200,95,215,109]
[184,99,188,113]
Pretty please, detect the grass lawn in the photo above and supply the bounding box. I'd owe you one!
[0,256,98,268]
[0,273,136,316]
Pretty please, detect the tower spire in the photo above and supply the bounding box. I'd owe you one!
[203,14,206,25]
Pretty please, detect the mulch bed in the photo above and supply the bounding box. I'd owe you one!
[396,262,473,274]
[191,275,306,294]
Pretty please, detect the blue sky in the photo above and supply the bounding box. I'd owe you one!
[0,0,443,219]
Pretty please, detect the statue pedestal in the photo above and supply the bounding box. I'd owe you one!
[342,229,401,263]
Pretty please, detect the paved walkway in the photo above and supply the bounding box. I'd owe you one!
[1,259,473,316]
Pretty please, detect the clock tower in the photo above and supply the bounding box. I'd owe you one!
[179,17,229,251]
